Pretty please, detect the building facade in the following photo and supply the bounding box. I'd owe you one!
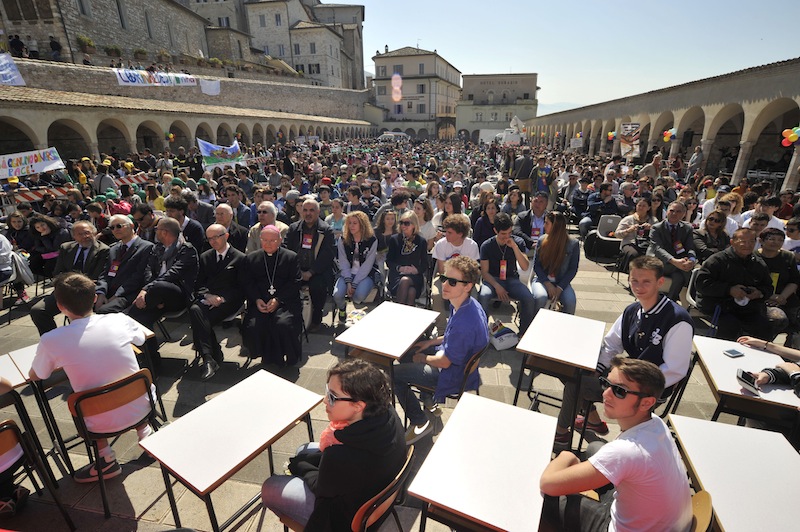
[372,46,461,140]
[456,73,539,143]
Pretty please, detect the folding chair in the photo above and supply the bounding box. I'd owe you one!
[685,268,720,337]
[68,368,160,518]
[691,490,713,532]
[0,420,75,530]
[155,307,188,342]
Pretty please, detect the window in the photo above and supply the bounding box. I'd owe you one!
[264,45,269,56]
[259,14,266,27]
[77,0,91,16]
[505,112,513,122]
[218,17,230,27]
[310,42,316,54]
[523,92,530,99]
[308,64,320,74]
[167,23,174,46]
[295,64,305,73]
[275,13,281,26]
[331,65,335,75]
[476,112,483,121]
[115,0,127,29]
[278,44,285,56]
[418,103,426,114]
[467,94,473,101]
[407,101,413,109]
[393,65,403,76]
[490,112,498,121]
[145,12,153,39]
[417,84,425,94]
[419,63,424,75]
[294,43,300,55]
[329,44,333,55]
[394,104,403,115]
[377,86,386,95]
[237,40,243,59]
[377,66,386,77]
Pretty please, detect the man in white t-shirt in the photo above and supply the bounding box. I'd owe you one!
[431,214,480,331]
[540,357,692,532]
[30,272,155,484]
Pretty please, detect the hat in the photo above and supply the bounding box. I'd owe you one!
[340,164,348,170]
[7,176,18,184]
[717,185,731,194]
[105,191,118,200]
[453,181,463,189]
[197,178,208,186]
[479,182,494,192]
[633,165,642,171]
[286,190,301,201]
[101,159,112,167]
[171,177,185,187]
[122,162,134,171]
[318,185,331,193]
[702,179,713,187]
[94,194,107,203]
[320,177,332,186]
[80,157,91,162]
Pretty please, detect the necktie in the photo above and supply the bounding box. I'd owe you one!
[75,248,86,272]
[217,253,224,263]
[118,243,128,259]
[670,224,678,242]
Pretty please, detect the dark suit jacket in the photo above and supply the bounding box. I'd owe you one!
[182,218,206,253]
[513,209,548,250]
[96,237,155,299]
[189,201,215,229]
[227,223,248,253]
[647,220,696,264]
[195,246,245,305]
[143,240,199,302]
[53,240,110,281]
[285,219,336,277]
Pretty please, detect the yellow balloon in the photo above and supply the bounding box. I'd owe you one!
[789,133,799,143]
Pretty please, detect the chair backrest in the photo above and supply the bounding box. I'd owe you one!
[691,490,713,532]
[457,343,490,397]
[68,368,155,437]
[351,445,415,532]
[0,419,23,456]
[685,268,701,309]
[597,215,621,237]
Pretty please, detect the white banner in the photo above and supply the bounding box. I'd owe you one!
[0,53,25,86]
[570,138,584,148]
[1,147,65,178]
[199,78,220,96]
[113,68,197,87]
[620,123,642,159]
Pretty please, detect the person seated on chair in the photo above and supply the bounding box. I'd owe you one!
[513,191,549,254]
[241,225,302,366]
[163,194,205,252]
[386,210,428,307]
[285,198,336,332]
[131,203,163,244]
[245,201,289,253]
[333,211,378,323]
[393,256,489,445]
[0,377,31,518]
[182,188,215,230]
[431,213,480,333]
[579,183,617,239]
[28,214,72,278]
[30,272,156,484]
[478,212,536,335]
[757,228,800,339]
[261,359,406,530]
[615,197,656,273]
[553,256,693,448]
[540,357,693,532]
[531,211,579,317]
[695,228,776,341]
[30,221,110,336]
[94,215,155,314]
[646,200,696,303]
[127,217,199,370]
[692,209,730,263]
[213,203,248,253]
[189,224,246,380]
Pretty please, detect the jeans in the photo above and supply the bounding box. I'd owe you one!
[579,216,595,238]
[261,443,319,526]
[478,277,536,335]
[392,354,440,426]
[531,279,577,317]
[332,275,374,310]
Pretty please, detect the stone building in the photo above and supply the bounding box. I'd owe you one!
[372,45,461,140]
[526,57,800,190]
[456,73,539,143]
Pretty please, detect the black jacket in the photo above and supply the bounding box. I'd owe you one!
[195,246,246,306]
[143,240,199,302]
[96,237,154,299]
[695,247,773,315]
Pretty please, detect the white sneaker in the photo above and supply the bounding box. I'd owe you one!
[405,420,433,445]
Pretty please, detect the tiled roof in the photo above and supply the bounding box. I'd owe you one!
[0,85,369,125]
[376,46,436,58]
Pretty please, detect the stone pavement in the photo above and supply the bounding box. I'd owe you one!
[0,257,726,532]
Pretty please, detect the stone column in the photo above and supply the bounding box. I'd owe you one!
[669,138,681,158]
[731,140,754,185]
[89,142,100,161]
[700,138,715,172]
[612,139,621,157]
[588,136,597,156]
[782,147,800,191]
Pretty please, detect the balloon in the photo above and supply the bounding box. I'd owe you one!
[782,138,792,147]
[783,129,793,138]
[790,133,799,142]
[793,127,800,135]
[663,136,670,143]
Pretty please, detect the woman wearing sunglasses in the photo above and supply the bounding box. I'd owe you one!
[614,197,656,273]
[693,209,730,262]
[386,211,427,306]
[333,211,378,323]
[261,359,406,530]
[531,211,579,316]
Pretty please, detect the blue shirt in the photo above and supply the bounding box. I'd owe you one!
[435,296,489,401]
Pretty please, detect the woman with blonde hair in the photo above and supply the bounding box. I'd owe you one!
[531,211,579,316]
[387,211,427,306]
[333,211,378,321]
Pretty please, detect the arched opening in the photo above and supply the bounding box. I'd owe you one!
[289,125,297,141]
[169,121,192,151]
[266,125,277,146]
[705,105,745,176]
[195,122,214,144]
[277,126,287,144]
[252,124,264,147]
[404,128,416,138]
[747,98,800,178]
[136,121,162,153]
[677,106,705,156]
[235,123,250,146]
[48,119,91,160]
[471,129,480,144]
[96,120,131,159]
[0,117,37,155]
[216,123,233,146]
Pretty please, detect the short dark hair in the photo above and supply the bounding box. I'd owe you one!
[599,183,612,193]
[533,191,549,201]
[786,217,800,229]
[54,272,96,316]
[759,195,781,208]
[610,356,665,403]
[327,359,391,418]
[629,255,664,278]
[347,186,361,198]
[759,227,785,240]
[164,195,188,214]
[132,203,154,217]
[494,212,513,232]
[750,212,770,223]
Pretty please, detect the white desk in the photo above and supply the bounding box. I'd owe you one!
[693,335,800,424]
[516,309,606,373]
[7,344,36,382]
[670,414,800,532]
[408,394,556,532]
[0,353,26,388]
[141,370,322,532]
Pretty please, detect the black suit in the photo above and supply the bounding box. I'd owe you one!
[188,201,215,229]
[285,219,336,325]
[513,209,548,251]
[227,222,248,253]
[647,220,696,301]
[189,246,246,362]
[95,237,155,314]
[30,240,111,336]
[181,217,206,253]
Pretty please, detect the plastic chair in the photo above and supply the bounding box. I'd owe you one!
[0,419,75,530]
[686,268,720,337]
[68,369,160,518]
[691,490,713,532]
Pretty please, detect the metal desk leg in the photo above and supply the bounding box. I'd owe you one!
[205,493,221,532]
[140,344,168,421]
[161,464,181,528]
[268,445,275,476]
[14,389,63,483]
[305,413,314,442]
[569,371,583,451]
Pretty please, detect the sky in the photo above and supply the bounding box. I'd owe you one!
[359,0,800,115]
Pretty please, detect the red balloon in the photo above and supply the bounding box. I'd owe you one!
[781,138,792,147]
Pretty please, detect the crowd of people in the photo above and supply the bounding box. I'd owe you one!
[3,135,800,529]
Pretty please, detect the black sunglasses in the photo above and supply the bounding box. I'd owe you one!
[399,220,413,226]
[438,274,470,287]
[325,385,357,406]
[599,376,650,399]
[707,218,722,223]
[109,223,128,230]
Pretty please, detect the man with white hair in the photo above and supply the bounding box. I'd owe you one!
[214,202,248,252]
[246,201,289,253]
[95,215,154,314]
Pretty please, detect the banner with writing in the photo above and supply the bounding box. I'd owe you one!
[1,147,64,178]
[197,138,244,166]
[0,53,25,86]
[620,123,642,160]
[113,68,197,87]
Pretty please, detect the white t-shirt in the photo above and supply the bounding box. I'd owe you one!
[33,313,152,433]
[432,237,480,263]
[742,214,785,231]
[589,416,692,532]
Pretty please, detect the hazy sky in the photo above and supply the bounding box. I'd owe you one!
[359,1,800,115]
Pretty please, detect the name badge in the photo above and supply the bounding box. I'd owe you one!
[531,228,541,238]
[301,234,313,249]
[673,241,685,254]
[499,260,507,281]
[108,260,121,277]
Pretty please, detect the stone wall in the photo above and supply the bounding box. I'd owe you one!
[14,58,370,120]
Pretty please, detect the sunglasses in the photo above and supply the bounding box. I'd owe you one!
[707,218,722,223]
[438,274,470,287]
[109,223,128,230]
[599,376,650,399]
[325,385,357,406]
[399,220,413,226]
[257,210,272,214]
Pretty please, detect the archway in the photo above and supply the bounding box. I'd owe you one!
[0,117,37,155]
[266,125,277,146]
[677,106,705,155]
[96,120,131,159]
[252,123,264,147]
[195,122,214,143]
[216,123,233,146]
[235,123,250,146]
[705,105,745,176]
[48,119,91,159]
[168,120,192,151]
[747,98,800,176]
[136,121,162,152]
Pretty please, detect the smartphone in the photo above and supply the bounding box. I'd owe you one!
[736,368,760,395]
[723,349,744,358]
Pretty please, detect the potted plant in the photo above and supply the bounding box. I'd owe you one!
[196,57,207,67]
[104,44,122,58]
[133,48,147,60]
[156,49,171,63]
[208,57,222,68]
[77,35,95,54]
